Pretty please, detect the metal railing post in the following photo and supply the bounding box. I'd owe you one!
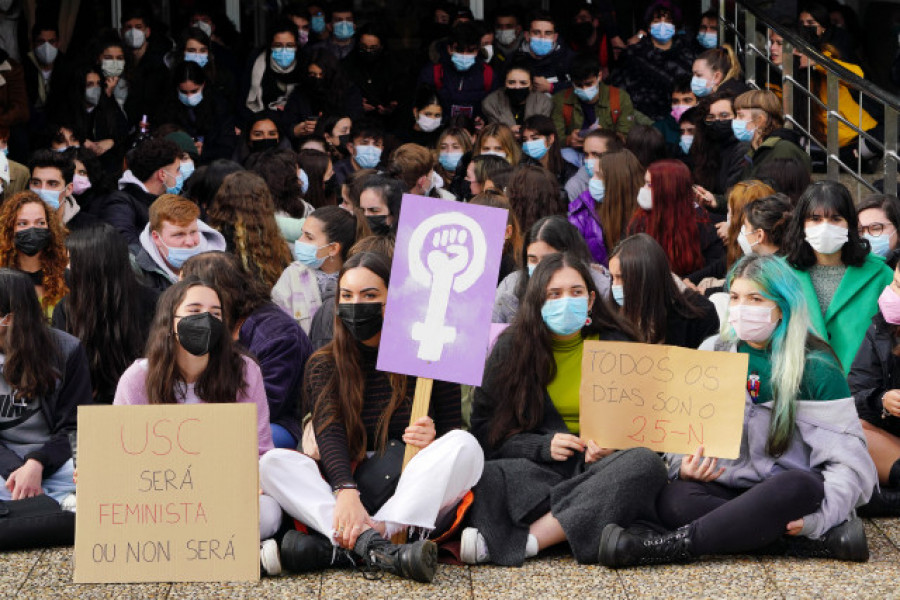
[719,0,727,47]
[744,11,757,88]
[826,72,841,179]
[885,106,898,196]
[782,39,794,131]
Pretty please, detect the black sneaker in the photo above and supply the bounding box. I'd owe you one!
[281,529,356,573]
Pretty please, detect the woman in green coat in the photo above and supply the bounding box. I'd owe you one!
[733,90,811,180]
[783,181,893,373]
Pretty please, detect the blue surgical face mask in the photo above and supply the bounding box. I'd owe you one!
[529,36,554,56]
[650,22,676,43]
[292,239,333,268]
[527,263,536,277]
[691,75,711,97]
[31,187,61,211]
[451,52,476,71]
[523,138,549,160]
[162,241,203,269]
[298,169,309,194]
[439,151,462,172]
[180,159,195,180]
[584,158,597,178]
[184,52,209,67]
[334,21,355,40]
[611,284,624,306]
[865,232,894,257]
[178,89,203,107]
[271,47,296,68]
[731,118,755,142]
[311,15,326,33]
[679,134,694,154]
[354,144,382,168]
[589,179,605,202]
[165,169,184,195]
[541,296,589,336]
[574,84,599,102]
[697,32,717,49]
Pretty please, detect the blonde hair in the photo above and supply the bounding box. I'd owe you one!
[725,180,775,266]
[698,44,742,88]
[474,123,521,165]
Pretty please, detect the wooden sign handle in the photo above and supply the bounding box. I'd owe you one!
[391,377,434,544]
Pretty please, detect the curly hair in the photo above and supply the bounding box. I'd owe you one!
[0,192,69,312]
[206,171,293,289]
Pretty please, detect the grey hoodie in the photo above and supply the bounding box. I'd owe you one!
[136,219,227,285]
[665,337,878,540]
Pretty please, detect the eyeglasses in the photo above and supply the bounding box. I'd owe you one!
[705,112,734,122]
[859,222,894,237]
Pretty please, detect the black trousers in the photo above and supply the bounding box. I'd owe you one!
[656,470,825,555]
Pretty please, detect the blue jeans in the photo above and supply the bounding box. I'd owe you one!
[0,458,75,503]
[270,423,298,449]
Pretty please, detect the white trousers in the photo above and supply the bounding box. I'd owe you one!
[260,430,484,540]
[260,493,282,540]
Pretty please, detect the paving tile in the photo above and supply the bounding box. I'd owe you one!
[319,563,471,600]
[862,519,900,562]
[167,572,319,600]
[17,547,169,600]
[471,555,625,600]
[0,548,42,588]
[869,517,900,553]
[761,557,900,600]
[616,556,779,600]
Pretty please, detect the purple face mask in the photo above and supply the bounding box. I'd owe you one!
[671,104,691,121]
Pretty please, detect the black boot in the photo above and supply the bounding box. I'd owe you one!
[280,530,356,573]
[598,523,695,568]
[857,488,900,518]
[352,528,438,583]
[783,516,869,562]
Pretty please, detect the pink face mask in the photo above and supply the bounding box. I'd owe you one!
[728,304,778,343]
[671,104,691,121]
[72,173,91,195]
[878,285,900,325]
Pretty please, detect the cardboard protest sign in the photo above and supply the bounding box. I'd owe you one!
[74,404,259,583]
[579,341,748,458]
[377,194,508,386]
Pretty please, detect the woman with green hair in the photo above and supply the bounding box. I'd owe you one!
[599,254,877,567]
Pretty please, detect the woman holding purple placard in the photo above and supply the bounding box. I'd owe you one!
[259,251,483,582]
[463,251,667,566]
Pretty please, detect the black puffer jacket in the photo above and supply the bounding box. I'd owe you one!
[848,312,897,430]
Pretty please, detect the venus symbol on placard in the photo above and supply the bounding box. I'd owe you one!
[408,212,487,361]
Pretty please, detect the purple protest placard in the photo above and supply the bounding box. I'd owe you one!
[376,194,508,386]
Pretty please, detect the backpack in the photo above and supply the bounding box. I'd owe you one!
[433,63,494,92]
[562,85,620,132]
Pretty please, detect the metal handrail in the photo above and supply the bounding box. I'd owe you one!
[719,0,899,197]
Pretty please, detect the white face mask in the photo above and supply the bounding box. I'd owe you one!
[417,113,442,132]
[804,222,849,255]
[637,186,652,210]
[482,44,494,62]
[737,229,758,255]
[728,304,778,343]
[101,58,125,77]
[123,27,146,49]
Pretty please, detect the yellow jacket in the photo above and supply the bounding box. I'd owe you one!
[816,54,878,147]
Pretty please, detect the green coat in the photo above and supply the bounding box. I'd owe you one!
[550,84,642,142]
[792,253,893,374]
[741,133,812,180]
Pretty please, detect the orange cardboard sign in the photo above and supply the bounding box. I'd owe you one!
[579,341,747,458]
[74,404,260,583]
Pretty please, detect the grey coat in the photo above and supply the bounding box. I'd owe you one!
[667,337,878,540]
[481,88,553,129]
[468,334,667,565]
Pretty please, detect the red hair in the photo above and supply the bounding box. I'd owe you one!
[627,159,704,276]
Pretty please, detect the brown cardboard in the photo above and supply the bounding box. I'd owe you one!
[579,341,748,459]
[73,404,260,583]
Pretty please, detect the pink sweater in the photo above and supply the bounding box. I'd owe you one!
[113,355,274,456]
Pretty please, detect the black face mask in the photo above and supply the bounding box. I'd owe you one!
[176,312,225,357]
[323,177,338,199]
[706,119,735,143]
[505,87,529,105]
[358,49,381,63]
[14,227,51,257]
[308,76,327,93]
[336,134,352,156]
[250,138,279,153]
[367,215,391,236]
[338,302,384,341]
[572,21,595,44]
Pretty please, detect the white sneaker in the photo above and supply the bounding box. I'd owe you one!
[260,538,282,576]
[60,493,77,513]
[460,527,490,564]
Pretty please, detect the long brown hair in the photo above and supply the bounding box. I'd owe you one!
[206,171,292,289]
[310,252,408,460]
[470,190,522,267]
[0,192,69,312]
[144,278,247,405]
[597,150,643,252]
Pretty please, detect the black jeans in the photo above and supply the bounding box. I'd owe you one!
[656,470,825,555]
